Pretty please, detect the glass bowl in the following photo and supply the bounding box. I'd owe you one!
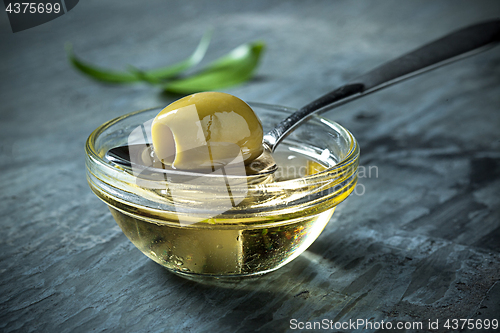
[85,103,359,280]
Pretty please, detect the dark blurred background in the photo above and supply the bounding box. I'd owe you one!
[1,1,499,332]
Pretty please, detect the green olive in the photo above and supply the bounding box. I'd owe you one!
[151,92,263,170]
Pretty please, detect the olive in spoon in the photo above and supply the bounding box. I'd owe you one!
[106,19,500,176]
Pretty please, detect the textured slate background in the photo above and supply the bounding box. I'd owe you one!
[1,1,499,332]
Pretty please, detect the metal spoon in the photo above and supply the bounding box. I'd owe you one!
[106,19,500,176]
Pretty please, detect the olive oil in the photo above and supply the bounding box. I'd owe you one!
[106,150,335,277]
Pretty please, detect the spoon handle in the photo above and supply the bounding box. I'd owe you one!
[263,19,500,151]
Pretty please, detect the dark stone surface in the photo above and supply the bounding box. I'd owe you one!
[1,1,499,332]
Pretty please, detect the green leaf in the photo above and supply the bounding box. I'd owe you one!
[162,41,265,94]
[66,30,212,84]
[66,44,138,83]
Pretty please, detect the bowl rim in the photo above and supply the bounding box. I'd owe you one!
[86,102,359,187]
